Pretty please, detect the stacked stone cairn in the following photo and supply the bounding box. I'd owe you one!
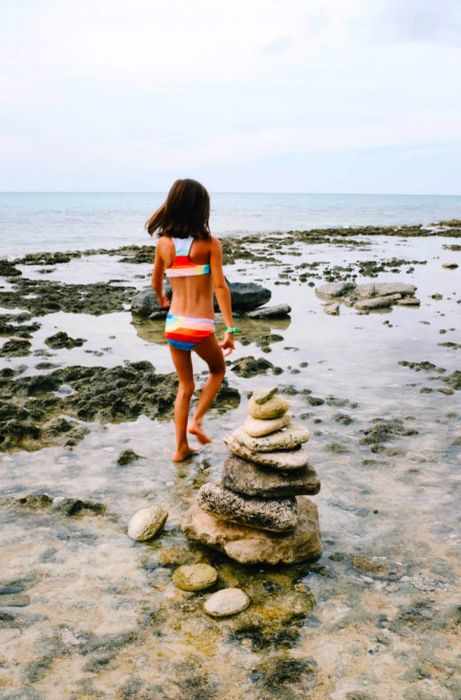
[182,387,322,565]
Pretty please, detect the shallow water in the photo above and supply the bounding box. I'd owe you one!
[0,234,460,699]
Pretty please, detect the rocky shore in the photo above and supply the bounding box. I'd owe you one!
[0,224,460,698]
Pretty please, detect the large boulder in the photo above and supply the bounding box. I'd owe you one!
[227,282,271,312]
[182,497,322,565]
[131,281,271,317]
[131,287,167,317]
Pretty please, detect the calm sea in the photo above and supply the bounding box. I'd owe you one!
[1,192,461,257]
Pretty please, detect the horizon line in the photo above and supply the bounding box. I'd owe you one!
[1,190,461,197]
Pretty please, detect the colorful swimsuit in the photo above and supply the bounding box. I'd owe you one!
[164,236,215,351]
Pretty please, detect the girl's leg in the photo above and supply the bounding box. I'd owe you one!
[188,334,226,444]
[168,345,197,462]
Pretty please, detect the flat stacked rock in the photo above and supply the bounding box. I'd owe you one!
[182,387,322,565]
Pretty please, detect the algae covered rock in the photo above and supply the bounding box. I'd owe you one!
[127,505,168,541]
[172,564,218,592]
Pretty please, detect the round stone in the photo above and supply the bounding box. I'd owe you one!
[127,505,168,542]
[172,564,218,592]
[248,395,289,420]
[203,588,250,617]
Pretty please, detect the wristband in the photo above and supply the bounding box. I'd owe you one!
[225,326,239,334]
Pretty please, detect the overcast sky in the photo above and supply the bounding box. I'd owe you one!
[1,0,461,193]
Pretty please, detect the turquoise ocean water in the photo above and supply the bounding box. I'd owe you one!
[1,192,460,257]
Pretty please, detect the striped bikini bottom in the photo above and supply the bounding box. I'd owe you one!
[165,313,216,351]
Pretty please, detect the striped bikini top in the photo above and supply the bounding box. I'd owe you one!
[165,236,211,278]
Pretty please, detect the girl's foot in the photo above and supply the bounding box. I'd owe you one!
[172,445,198,462]
[188,420,212,445]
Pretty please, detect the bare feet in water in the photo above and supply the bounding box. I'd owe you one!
[188,420,212,445]
[172,444,198,462]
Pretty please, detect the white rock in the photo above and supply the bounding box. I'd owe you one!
[324,303,340,315]
[127,506,168,542]
[232,424,309,453]
[244,413,292,438]
[204,588,250,617]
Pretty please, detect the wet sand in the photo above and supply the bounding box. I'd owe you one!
[0,227,460,699]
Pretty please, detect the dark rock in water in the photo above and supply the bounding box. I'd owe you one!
[117,449,143,466]
[0,259,22,277]
[51,498,106,516]
[0,338,32,356]
[0,313,40,338]
[15,493,53,509]
[227,282,271,312]
[231,356,275,377]
[247,304,291,319]
[0,278,136,316]
[131,281,271,316]
[360,418,418,448]
[45,332,86,349]
[131,286,170,317]
[214,381,241,412]
[197,482,297,532]
[222,455,320,498]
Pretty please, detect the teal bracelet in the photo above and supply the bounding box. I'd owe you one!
[225,326,239,334]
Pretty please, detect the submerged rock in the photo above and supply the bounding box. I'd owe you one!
[172,564,218,592]
[117,449,143,466]
[248,395,289,420]
[231,424,309,453]
[244,413,292,437]
[222,455,320,498]
[231,356,275,378]
[0,338,32,357]
[182,498,322,565]
[225,435,310,470]
[127,506,168,541]
[247,304,291,319]
[204,588,250,617]
[197,483,297,532]
[45,332,86,349]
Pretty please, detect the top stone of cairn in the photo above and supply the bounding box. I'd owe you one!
[251,386,277,405]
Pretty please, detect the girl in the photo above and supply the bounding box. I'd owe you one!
[147,179,237,462]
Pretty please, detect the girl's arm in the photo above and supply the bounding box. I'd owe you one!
[151,240,170,308]
[210,236,236,355]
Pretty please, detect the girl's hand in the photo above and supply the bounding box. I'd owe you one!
[157,293,170,308]
[219,331,235,357]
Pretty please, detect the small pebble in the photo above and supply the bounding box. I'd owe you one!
[127,506,168,542]
[204,588,250,617]
[172,564,218,592]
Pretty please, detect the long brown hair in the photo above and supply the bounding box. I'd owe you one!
[145,179,211,239]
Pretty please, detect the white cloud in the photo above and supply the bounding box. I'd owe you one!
[0,0,460,191]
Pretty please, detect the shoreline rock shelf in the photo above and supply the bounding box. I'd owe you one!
[182,388,322,565]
